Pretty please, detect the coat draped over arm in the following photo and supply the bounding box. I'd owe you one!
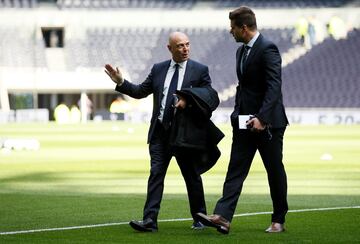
[170,87,224,174]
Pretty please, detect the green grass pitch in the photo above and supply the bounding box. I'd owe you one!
[0,122,359,243]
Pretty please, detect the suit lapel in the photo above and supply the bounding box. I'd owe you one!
[181,59,193,88]
[242,34,263,73]
[158,60,171,105]
[159,60,171,88]
[236,46,244,81]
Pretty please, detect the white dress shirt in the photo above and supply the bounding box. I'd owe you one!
[245,31,260,54]
[158,59,187,121]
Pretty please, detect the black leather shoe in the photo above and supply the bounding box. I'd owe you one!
[129,218,158,232]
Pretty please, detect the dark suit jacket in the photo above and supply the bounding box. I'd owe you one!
[115,59,212,143]
[170,87,224,174]
[231,34,288,128]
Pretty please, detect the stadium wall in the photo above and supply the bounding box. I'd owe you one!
[0,7,359,123]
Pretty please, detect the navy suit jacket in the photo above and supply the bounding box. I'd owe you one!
[231,34,288,128]
[115,59,212,143]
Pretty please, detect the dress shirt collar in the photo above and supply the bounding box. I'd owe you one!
[170,59,187,69]
[246,31,260,48]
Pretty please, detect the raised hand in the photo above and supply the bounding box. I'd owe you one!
[104,64,124,85]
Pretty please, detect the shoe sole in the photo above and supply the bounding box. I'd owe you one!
[265,228,285,233]
[217,225,229,234]
[196,213,229,234]
[129,222,158,232]
[191,226,206,230]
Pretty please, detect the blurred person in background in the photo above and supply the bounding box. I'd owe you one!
[197,6,289,234]
[294,16,309,47]
[70,105,81,123]
[54,103,70,124]
[105,31,218,232]
[109,96,129,114]
[327,15,348,40]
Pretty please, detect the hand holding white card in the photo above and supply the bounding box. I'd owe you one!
[238,115,252,129]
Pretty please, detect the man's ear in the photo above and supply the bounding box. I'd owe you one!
[167,45,171,52]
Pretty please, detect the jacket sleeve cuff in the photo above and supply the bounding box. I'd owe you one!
[255,114,270,127]
[115,79,128,92]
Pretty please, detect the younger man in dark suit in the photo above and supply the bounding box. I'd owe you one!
[197,6,289,234]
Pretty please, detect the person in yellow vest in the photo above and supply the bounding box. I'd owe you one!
[110,96,132,114]
[328,16,347,40]
[70,105,81,123]
[54,103,70,124]
[295,16,309,47]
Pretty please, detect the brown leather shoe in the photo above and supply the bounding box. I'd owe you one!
[196,213,230,234]
[265,222,285,233]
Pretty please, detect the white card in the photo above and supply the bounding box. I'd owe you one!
[238,115,251,129]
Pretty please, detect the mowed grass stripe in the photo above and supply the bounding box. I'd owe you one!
[0,122,359,243]
[1,205,359,236]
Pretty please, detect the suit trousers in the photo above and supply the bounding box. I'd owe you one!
[143,121,207,222]
[214,127,288,224]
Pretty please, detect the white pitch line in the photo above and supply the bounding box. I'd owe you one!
[1,205,359,236]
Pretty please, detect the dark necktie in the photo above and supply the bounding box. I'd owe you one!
[241,45,250,74]
[162,63,179,129]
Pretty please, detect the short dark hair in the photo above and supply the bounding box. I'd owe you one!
[229,6,257,30]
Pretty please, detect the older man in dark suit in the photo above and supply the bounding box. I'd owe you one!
[197,6,289,234]
[105,31,215,232]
